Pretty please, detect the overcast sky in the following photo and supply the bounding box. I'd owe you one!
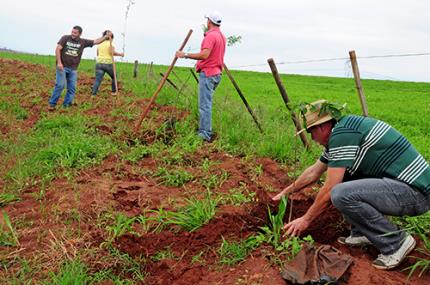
[1,0,430,82]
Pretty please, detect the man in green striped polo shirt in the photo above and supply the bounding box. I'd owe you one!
[273,100,430,270]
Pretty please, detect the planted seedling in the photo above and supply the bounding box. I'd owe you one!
[218,236,260,266]
[162,192,219,231]
[0,210,19,246]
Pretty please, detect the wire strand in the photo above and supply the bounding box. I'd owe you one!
[229,52,430,69]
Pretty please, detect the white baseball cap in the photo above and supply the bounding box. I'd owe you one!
[205,11,222,25]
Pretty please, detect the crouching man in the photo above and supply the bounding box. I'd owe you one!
[273,100,430,270]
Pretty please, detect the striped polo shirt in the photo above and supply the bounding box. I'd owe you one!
[320,115,430,195]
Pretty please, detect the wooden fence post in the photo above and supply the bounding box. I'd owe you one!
[267,58,310,150]
[349,50,369,116]
[133,60,138,78]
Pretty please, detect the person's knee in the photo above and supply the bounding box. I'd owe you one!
[331,184,349,209]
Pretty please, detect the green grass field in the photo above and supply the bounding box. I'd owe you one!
[1,51,429,165]
[1,51,429,284]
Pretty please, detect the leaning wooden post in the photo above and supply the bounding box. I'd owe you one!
[160,72,179,90]
[133,60,138,78]
[109,36,119,94]
[190,68,199,83]
[134,29,193,133]
[267,58,310,150]
[223,64,263,133]
[349,50,369,116]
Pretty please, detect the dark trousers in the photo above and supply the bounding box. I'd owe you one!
[92,63,116,95]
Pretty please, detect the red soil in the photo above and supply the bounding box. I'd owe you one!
[1,58,428,284]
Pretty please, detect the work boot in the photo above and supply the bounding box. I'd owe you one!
[372,234,416,270]
[337,235,372,246]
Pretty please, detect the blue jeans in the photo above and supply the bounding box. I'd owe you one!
[198,72,221,140]
[92,63,116,95]
[49,67,77,107]
[331,178,430,254]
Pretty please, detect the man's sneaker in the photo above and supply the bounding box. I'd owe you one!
[337,235,372,246]
[372,234,416,270]
[48,105,56,112]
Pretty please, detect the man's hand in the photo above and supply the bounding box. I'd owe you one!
[272,187,291,201]
[176,51,186,58]
[57,63,64,71]
[283,216,311,237]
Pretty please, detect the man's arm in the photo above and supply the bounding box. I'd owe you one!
[55,44,63,70]
[272,159,327,201]
[93,35,108,45]
[175,49,211,60]
[283,167,346,236]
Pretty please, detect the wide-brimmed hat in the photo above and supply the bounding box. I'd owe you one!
[296,100,334,135]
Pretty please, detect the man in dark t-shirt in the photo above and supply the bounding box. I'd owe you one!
[48,25,108,109]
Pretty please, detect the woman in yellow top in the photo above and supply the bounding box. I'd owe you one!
[91,30,124,96]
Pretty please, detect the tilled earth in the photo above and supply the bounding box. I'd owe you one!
[1,57,429,284]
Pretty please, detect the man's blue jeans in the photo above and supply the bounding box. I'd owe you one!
[198,72,221,140]
[92,63,116,95]
[49,67,78,107]
[331,178,430,254]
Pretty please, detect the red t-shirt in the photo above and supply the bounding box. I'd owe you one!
[196,27,226,77]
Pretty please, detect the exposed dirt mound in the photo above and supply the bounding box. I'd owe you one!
[1,57,429,285]
[116,202,269,258]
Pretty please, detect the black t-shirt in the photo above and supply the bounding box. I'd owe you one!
[58,35,94,69]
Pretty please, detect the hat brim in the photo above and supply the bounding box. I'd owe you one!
[295,114,333,136]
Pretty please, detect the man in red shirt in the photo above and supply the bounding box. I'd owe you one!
[176,11,226,142]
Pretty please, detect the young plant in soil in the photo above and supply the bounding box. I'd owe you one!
[104,213,137,244]
[191,250,207,265]
[154,166,194,187]
[162,191,219,231]
[151,247,177,262]
[122,143,151,164]
[405,219,430,278]
[48,259,90,285]
[106,246,147,282]
[218,183,256,206]
[0,193,21,207]
[201,170,230,190]
[255,196,314,260]
[0,211,19,246]
[147,191,219,232]
[218,236,260,266]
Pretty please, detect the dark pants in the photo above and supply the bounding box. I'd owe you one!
[331,178,430,254]
[92,63,116,95]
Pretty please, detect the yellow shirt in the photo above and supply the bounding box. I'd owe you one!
[96,40,113,64]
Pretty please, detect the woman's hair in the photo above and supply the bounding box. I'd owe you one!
[102,30,114,39]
